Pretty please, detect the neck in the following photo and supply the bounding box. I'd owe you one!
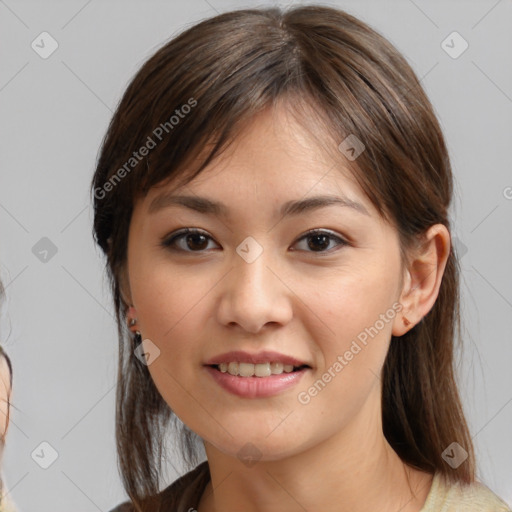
[197,391,433,512]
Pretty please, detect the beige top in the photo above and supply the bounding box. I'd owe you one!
[0,486,17,512]
[421,471,511,511]
[110,461,512,511]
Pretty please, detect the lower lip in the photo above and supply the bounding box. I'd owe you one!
[204,365,309,398]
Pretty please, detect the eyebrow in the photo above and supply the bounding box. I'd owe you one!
[148,192,370,218]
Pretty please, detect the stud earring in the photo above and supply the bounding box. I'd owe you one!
[402,316,411,327]
[127,306,142,344]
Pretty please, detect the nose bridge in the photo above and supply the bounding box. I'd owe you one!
[234,239,271,294]
[217,235,291,333]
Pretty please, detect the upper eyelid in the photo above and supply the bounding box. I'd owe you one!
[162,227,349,249]
[162,227,347,240]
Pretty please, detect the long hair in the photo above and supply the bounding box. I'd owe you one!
[91,5,475,509]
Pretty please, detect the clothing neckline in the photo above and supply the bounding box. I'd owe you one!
[183,462,442,512]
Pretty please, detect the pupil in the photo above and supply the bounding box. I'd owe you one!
[187,233,207,250]
[308,234,329,251]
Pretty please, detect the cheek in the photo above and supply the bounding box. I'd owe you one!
[132,264,207,352]
[129,237,194,318]
[130,264,211,423]
[299,259,399,393]
[306,259,399,341]
[128,256,226,416]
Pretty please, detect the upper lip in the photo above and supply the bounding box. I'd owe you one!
[204,350,311,367]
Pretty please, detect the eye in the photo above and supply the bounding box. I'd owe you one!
[161,228,218,252]
[292,229,348,254]
[161,228,348,254]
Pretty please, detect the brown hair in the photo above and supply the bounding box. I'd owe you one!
[91,4,475,509]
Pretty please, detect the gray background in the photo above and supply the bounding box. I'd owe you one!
[0,0,511,510]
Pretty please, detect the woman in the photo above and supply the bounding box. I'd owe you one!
[0,279,16,512]
[91,5,511,511]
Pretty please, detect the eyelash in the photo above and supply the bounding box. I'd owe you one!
[160,228,349,255]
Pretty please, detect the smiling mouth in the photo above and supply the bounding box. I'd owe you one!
[207,362,310,378]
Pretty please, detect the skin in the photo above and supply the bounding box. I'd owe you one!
[0,353,11,457]
[122,103,450,512]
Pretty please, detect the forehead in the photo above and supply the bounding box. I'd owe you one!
[140,104,376,219]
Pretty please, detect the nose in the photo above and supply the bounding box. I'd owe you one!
[215,245,293,334]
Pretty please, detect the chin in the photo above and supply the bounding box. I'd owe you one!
[205,431,306,463]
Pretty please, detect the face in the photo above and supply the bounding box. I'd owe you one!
[0,353,11,445]
[125,104,406,461]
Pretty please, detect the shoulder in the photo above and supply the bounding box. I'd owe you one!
[108,460,210,512]
[422,472,512,512]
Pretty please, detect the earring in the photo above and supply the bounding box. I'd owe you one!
[402,316,411,327]
[127,306,142,343]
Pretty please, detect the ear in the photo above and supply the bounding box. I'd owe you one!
[392,224,451,336]
[119,264,134,310]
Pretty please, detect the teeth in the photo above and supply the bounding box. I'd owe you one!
[270,362,285,374]
[217,362,299,377]
[240,362,262,377]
